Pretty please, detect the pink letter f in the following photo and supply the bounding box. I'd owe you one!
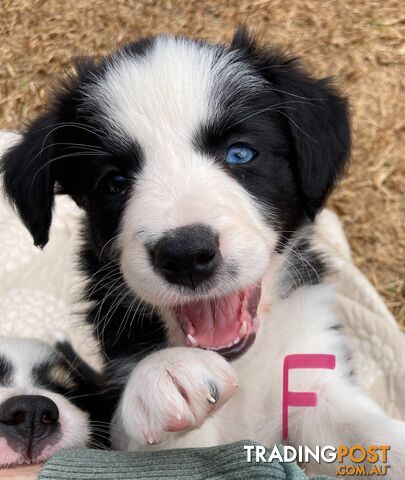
[282,353,336,440]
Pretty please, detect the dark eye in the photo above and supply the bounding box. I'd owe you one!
[225,144,257,164]
[101,173,129,195]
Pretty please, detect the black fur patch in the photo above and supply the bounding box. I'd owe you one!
[80,244,167,360]
[32,355,75,396]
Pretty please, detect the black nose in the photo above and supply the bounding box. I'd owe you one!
[0,395,59,443]
[150,224,221,289]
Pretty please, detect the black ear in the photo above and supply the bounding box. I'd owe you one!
[232,28,351,219]
[1,111,59,248]
[1,58,99,248]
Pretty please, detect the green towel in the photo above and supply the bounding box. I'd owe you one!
[39,441,333,480]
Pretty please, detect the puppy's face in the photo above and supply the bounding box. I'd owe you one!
[0,338,89,467]
[2,30,350,360]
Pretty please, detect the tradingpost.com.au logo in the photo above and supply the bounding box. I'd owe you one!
[244,444,390,477]
[245,353,391,477]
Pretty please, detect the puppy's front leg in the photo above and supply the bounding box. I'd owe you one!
[111,347,237,450]
[288,375,405,479]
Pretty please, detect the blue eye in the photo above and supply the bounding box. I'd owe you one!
[225,144,257,164]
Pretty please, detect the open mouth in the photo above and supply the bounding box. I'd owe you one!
[174,283,262,360]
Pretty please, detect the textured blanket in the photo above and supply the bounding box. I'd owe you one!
[1,130,404,422]
[38,441,333,480]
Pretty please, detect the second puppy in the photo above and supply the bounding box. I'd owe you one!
[0,337,108,467]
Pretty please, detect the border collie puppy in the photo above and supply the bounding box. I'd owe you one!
[2,29,405,476]
[0,337,105,466]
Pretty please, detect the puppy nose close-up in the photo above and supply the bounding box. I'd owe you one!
[150,224,221,289]
[0,395,59,443]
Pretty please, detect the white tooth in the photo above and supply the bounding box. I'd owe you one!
[186,334,198,347]
[233,336,240,345]
[240,321,247,337]
[187,321,195,336]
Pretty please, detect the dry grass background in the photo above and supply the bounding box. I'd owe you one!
[0,0,404,323]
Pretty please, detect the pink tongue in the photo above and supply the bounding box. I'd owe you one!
[177,292,248,349]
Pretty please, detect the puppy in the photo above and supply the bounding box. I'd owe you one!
[2,28,405,476]
[0,337,106,467]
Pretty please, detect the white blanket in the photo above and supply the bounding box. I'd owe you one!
[1,131,404,420]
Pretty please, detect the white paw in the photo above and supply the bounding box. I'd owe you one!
[112,347,237,448]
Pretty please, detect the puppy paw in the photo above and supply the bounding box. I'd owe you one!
[112,347,237,448]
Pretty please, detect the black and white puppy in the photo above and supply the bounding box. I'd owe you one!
[2,29,405,476]
[0,337,106,466]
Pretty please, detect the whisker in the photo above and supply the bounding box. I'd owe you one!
[23,121,107,174]
[85,259,119,284]
[98,233,123,261]
[31,151,110,186]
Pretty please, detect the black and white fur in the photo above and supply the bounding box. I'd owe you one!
[0,337,109,466]
[2,29,405,476]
